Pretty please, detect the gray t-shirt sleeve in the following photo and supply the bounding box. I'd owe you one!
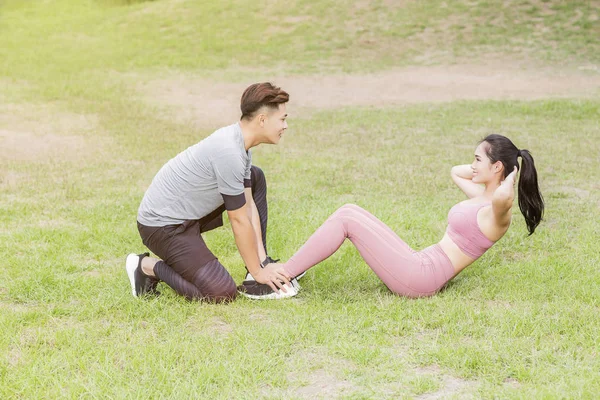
[213,152,247,196]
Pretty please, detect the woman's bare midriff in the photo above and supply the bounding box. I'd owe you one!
[438,233,478,275]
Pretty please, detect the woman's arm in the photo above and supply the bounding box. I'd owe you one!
[451,165,484,198]
[491,167,517,228]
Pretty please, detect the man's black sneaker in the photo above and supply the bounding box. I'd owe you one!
[237,278,299,300]
[243,256,306,281]
[126,252,161,297]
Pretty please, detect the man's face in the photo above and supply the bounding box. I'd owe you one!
[261,103,288,144]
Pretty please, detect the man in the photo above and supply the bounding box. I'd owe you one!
[126,82,299,302]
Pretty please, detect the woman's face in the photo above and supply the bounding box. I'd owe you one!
[471,142,501,184]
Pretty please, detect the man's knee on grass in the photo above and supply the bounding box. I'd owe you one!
[190,259,237,303]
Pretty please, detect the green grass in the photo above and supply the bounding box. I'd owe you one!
[1,0,599,100]
[1,0,600,398]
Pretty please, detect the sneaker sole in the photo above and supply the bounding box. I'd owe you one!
[244,271,306,281]
[125,253,139,298]
[238,284,298,300]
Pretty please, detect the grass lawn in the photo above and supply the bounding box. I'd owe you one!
[1,0,599,398]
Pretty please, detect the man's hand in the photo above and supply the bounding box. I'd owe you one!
[264,262,292,280]
[254,266,291,293]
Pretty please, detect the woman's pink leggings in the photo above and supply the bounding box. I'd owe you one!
[282,204,456,298]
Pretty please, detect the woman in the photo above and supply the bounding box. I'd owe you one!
[269,134,544,298]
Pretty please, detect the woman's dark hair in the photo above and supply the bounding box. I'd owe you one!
[240,82,289,120]
[481,134,544,235]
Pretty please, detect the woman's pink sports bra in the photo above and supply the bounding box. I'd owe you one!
[446,202,495,259]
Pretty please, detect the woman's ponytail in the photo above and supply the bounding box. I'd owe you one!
[517,149,544,235]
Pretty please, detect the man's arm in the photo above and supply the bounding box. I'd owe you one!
[227,204,289,292]
[227,205,261,277]
[213,152,288,291]
[244,187,267,263]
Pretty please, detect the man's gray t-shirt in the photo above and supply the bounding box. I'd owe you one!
[137,123,252,227]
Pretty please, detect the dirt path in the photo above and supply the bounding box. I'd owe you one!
[0,102,100,164]
[143,63,600,127]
